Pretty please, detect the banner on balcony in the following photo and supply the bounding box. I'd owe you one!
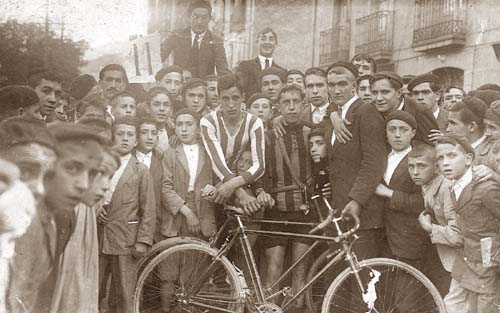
[124,33,162,83]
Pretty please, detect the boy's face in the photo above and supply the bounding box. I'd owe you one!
[484,119,500,141]
[219,86,243,120]
[34,78,62,117]
[261,74,283,102]
[371,79,402,114]
[436,143,473,180]
[386,119,415,151]
[287,74,305,91]
[206,80,219,106]
[237,150,253,173]
[81,152,119,207]
[100,70,126,100]
[45,141,103,212]
[160,72,183,97]
[113,124,137,155]
[185,86,207,114]
[112,96,136,119]
[137,123,159,154]
[309,135,326,163]
[446,111,472,140]
[175,114,198,144]
[80,105,105,120]
[408,155,437,186]
[352,59,374,76]
[305,74,328,107]
[357,79,373,104]
[279,90,304,124]
[248,98,273,123]
[149,93,173,124]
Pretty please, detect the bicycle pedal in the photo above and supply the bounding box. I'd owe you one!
[281,286,293,297]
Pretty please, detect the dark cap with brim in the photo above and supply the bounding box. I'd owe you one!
[48,122,106,145]
[407,73,440,92]
[326,61,358,78]
[259,67,287,83]
[369,71,403,89]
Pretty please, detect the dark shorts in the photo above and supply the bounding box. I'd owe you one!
[262,209,319,248]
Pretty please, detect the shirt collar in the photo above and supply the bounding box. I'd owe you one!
[191,30,206,42]
[120,153,132,163]
[471,134,487,149]
[422,174,445,197]
[433,107,440,119]
[136,150,152,159]
[453,167,473,190]
[311,102,329,113]
[397,99,405,111]
[258,55,273,66]
[389,145,412,157]
[339,95,358,119]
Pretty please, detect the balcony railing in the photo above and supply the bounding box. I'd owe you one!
[319,25,350,67]
[355,10,394,62]
[413,0,466,51]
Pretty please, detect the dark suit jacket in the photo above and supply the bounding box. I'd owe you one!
[435,107,448,132]
[161,28,229,79]
[402,97,439,145]
[101,155,156,255]
[235,57,286,102]
[326,98,388,230]
[384,155,429,259]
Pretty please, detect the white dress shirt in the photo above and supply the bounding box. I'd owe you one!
[191,30,206,46]
[136,150,152,169]
[258,55,273,70]
[331,95,358,145]
[311,102,329,124]
[183,143,199,192]
[110,153,131,195]
[471,134,487,150]
[452,167,473,200]
[397,99,405,111]
[433,107,440,120]
[384,146,412,185]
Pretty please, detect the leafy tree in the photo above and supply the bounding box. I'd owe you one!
[0,20,88,88]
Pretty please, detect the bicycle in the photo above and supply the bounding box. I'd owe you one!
[134,194,447,313]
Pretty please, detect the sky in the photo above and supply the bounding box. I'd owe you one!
[1,0,149,57]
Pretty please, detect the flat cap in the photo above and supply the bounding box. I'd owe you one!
[436,133,475,156]
[308,127,326,139]
[407,73,441,92]
[461,96,487,121]
[484,100,500,124]
[287,69,305,78]
[327,61,358,78]
[0,85,39,110]
[69,74,97,101]
[47,122,106,145]
[369,71,403,89]
[467,89,500,107]
[247,93,271,105]
[477,83,500,92]
[0,117,56,150]
[174,108,201,124]
[401,75,416,85]
[385,110,417,129]
[259,67,287,83]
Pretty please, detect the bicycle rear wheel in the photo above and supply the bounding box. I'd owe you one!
[134,243,245,313]
[321,258,446,313]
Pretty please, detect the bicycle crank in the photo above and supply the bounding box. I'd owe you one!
[256,303,283,313]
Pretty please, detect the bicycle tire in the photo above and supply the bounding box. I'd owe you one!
[321,257,446,313]
[134,243,245,313]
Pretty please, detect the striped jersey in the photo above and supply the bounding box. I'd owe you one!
[200,110,265,184]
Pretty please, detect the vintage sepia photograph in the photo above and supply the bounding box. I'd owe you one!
[1,0,500,312]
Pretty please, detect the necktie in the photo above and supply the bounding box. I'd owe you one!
[191,34,200,77]
[265,58,270,69]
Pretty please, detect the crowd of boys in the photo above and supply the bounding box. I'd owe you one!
[0,0,499,312]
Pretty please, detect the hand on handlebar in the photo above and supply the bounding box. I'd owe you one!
[341,200,361,221]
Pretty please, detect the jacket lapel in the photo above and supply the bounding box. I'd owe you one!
[195,145,206,180]
[389,155,409,186]
[456,182,473,211]
[112,156,137,202]
[331,99,361,154]
[176,144,190,174]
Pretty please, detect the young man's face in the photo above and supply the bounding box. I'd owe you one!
[443,88,464,111]
[100,70,126,100]
[287,74,305,92]
[412,82,440,113]
[81,151,119,207]
[357,79,373,104]
[352,59,374,76]
[137,123,159,154]
[111,96,136,119]
[436,143,473,180]
[309,135,327,163]
[446,111,472,141]
[261,74,283,102]
[175,114,198,144]
[371,79,402,114]
[34,78,62,117]
[237,150,253,173]
[484,119,500,141]
[248,98,273,123]
[113,124,137,155]
[2,143,57,203]
[149,93,173,124]
[190,7,210,34]
[206,80,219,107]
[257,31,277,58]
[219,86,243,120]
[305,74,328,107]
[386,119,415,151]
[185,86,207,114]
[279,90,304,124]
[54,99,68,121]
[327,72,356,107]
[160,72,183,97]
[45,141,103,212]
[408,155,437,186]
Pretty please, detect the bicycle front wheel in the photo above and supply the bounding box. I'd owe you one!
[134,243,244,313]
[321,258,446,313]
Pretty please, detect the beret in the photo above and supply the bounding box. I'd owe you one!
[0,85,39,110]
[326,61,358,78]
[308,127,326,139]
[484,103,500,125]
[287,69,305,78]
[385,110,417,129]
[401,75,416,85]
[247,93,271,106]
[174,108,201,123]
[0,117,56,150]
[69,74,97,101]
[477,83,500,92]
[407,73,441,92]
[259,67,287,83]
[461,96,487,120]
[369,71,403,89]
[48,122,106,145]
[155,65,183,82]
[467,89,500,107]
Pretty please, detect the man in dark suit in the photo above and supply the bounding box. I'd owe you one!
[235,27,286,102]
[326,61,388,260]
[160,0,229,79]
